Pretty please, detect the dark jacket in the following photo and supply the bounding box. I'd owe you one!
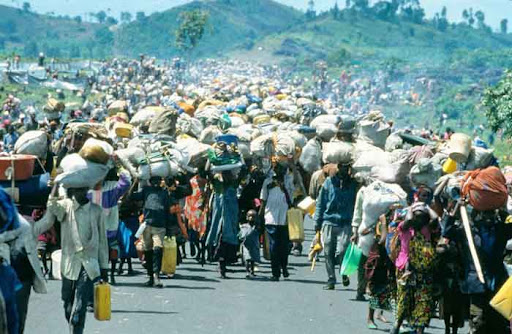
[131,186,171,228]
[314,175,357,230]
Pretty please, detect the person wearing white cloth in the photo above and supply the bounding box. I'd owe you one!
[36,185,108,334]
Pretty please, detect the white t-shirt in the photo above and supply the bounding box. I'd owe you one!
[260,173,294,226]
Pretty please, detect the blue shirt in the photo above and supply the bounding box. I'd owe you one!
[3,133,19,152]
[315,176,357,230]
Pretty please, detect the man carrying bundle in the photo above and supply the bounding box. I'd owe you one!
[36,185,109,334]
[315,161,358,290]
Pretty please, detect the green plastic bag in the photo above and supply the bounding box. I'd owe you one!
[340,242,362,276]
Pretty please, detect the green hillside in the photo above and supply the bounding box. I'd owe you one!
[0,4,112,59]
[114,0,302,58]
[232,11,512,71]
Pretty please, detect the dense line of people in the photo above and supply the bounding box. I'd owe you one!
[0,57,511,334]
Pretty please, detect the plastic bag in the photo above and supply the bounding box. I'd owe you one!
[199,125,222,145]
[340,242,362,276]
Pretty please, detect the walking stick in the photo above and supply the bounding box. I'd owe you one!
[459,204,485,284]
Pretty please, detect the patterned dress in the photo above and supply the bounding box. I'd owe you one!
[184,176,208,238]
[395,232,437,329]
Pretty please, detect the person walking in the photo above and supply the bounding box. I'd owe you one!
[37,185,109,334]
[314,161,358,290]
[260,162,294,281]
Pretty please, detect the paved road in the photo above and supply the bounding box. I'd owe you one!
[25,223,462,334]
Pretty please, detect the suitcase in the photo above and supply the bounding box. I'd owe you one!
[287,208,305,242]
[162,236,177,275]
[94,281,111,321]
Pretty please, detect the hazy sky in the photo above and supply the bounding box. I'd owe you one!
[1,0,510,29]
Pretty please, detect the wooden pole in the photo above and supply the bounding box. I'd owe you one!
[460,205,485,284]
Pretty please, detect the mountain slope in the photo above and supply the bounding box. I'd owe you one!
[231,12,512,69]
[0,5,106,58]
[114,0,302,58]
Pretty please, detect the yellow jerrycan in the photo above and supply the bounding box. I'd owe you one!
[94,281,111,321]
[287,208,305,242]
[162,236,177,275]
[442,157,457,174]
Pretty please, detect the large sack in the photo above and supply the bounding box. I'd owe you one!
[408,145,434,165]
[372,159,410,185]
[358,181,407,256]
[177,114,204,138]
[108,100,127,115]
[352,142,390,174]
[409,158,442,188]
[115,147,145,177]
[285,131,307,149]
[55,154,110,189]
[14,130,48,158]
[310,115,339,128]
[465,147,495,171]
[199,125,222,145]
[45,98,65,112]
[130,107,164,126]
[79,138,113,165]
[176,137,211,168]
[461,166,508,211]
[250,133,295,158]
[299,138,322,173]
[322,141,354,165]
[385,132,403,152]
[273,133,296,157]
[358,119,390,149]
[148,109,179,136]
[315,123,338,142]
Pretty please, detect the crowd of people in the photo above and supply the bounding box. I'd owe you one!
[0,57,511,334]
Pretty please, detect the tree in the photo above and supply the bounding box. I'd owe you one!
[306,0,316,19]
[483,70,512,138]
[95,27,114,45]
[175,10,209,53]
[106,16,118,25]
[136,11,146,22]
[74,15,82,24]
[474,10,485,30]
[373,1,396,21]
[332,1,340,19]
[353,0,369,12]
[501,18,508,34]
[120,12,132,23]
[96,10,107,24]
[22,2,31,13]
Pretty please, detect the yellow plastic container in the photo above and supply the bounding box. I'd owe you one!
[287,208,305,242]
[442,158,457,174]
[94,282,111,321]
[490,276,512,320]
[162,236,177,275]
[114,123,133,138]
[298,196,316,216]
